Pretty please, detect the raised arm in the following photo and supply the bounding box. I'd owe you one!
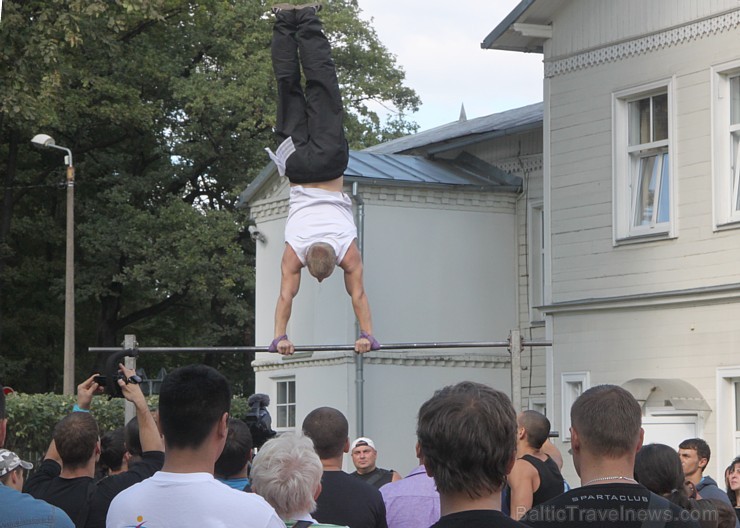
[273,244,302,355]
[541,438,563,469]
[340,243,376,353]
[117,363,163,453]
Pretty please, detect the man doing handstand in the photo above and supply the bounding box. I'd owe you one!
[266,3,378,356]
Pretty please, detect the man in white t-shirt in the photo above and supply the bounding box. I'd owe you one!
[265,4,378,356]
[106,364,283,528]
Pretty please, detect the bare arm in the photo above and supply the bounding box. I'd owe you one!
[541,439,563,469]
[340,243,374,353]
[274,244,302,355]
[508,459,537,520]
[44,439,63,465]
[117,363,163,453]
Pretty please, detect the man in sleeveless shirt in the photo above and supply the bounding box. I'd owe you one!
[507,411,564,520]
[266,3,378,356]
[350,437,401,490]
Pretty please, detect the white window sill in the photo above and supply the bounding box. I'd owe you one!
[614,230,675,246]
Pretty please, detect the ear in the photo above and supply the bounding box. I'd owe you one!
[415,441,422,460]
[0,418,6,448]
[698,457,709,470]
[10,468,21,487]
[636,427,644,453]
[217,412,229,439]
[313,482,322,501]
[343,437,349,454]
[518,426,526,441]
[570,427,580,452]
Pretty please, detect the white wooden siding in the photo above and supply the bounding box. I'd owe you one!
[549,302,740,484]
[549,0,740,58]
[548,25,740,303]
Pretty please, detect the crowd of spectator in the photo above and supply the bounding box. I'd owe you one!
[2,363,740,528]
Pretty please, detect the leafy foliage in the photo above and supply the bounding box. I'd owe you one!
[4,391,250,466]
[0,0,419,393]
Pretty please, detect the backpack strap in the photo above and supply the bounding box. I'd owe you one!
[292,521,314,528]
[364,469,386,488]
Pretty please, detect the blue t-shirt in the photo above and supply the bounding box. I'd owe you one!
[217,476,250,491]
[0,483,74,528]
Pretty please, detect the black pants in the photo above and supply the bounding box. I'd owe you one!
[272,9,349,183]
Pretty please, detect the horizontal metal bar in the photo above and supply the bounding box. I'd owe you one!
[88,340,551,354]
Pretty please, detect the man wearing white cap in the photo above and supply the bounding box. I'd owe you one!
[351,437,401,490]
[0,448,33,491]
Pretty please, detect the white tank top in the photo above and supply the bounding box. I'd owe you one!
[285,186,357,265]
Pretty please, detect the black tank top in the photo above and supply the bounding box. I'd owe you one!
[352,467,394,489]
[521,454,565,506]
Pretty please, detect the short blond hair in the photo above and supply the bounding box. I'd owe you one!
[306,242,336,282]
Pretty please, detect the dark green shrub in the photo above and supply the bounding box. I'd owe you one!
[5,393,250,465]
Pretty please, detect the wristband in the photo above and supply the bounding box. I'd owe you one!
[72,404,90,413]
[269,335,288,352]
[359,331,381,350]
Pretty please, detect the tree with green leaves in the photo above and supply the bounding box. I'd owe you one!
[0,0,420,393]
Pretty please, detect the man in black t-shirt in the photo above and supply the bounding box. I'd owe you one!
[302,407,387,528]
[85,373,164,528]
[24,365,164,528]
[417,381,526,528]
[522,385,699,528]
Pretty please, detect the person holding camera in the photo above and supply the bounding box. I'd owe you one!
[24,364,164,528]
[24,365,163,528]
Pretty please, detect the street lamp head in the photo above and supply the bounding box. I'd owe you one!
[31,134,56,147]
[31,133,73,168]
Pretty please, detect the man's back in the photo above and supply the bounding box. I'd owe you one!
[379,465,440,528]
[314,470,387,528]
[106,471,283,528]
[0,483,74,528]
[24,459,94,524]
[523,483,699,527]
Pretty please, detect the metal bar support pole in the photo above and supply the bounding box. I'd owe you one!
[352,181,365,437]
[88,340,542,354]
[123,334,137,425]
[510,329,522,412]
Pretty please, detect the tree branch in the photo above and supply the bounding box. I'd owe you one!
[115,289,187,330]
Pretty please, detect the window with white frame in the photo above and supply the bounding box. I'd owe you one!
[275,378,296,429]
[613,80,675,241]
[712,62,740,227]
[561,372,590,441]
[528,203,545,323]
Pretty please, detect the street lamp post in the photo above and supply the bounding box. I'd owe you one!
[31,134,76,395]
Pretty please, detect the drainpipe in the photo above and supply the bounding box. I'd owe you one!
[351,181,365,437]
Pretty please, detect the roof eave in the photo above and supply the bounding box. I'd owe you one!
[481,0,537,50]
[343,177,522,194]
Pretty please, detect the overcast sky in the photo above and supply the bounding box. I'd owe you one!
[355,0,543,132]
